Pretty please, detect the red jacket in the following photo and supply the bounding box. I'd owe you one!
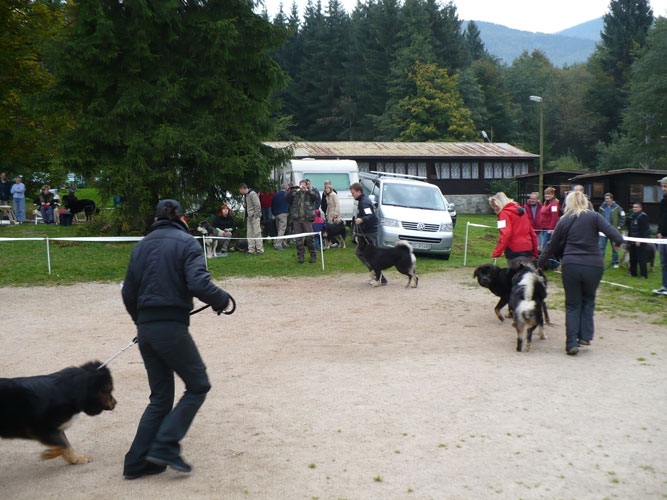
[539,200,560,230]
[523,201,542,229]
[492,202,538,258]
[259,190,274,208]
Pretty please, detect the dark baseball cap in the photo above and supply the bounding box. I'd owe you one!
[155,199,183,217]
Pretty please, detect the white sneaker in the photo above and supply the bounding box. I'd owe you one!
[369,280,378,286]
[613,264,619,269]
[653,287,667,295]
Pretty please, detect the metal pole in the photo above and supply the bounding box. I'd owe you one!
[46,237,51,275]
[539,101,544,202]
[463,222,470,267]
[202,235,208,270]
[319,232,324,270]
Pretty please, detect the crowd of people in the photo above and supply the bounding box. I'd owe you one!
[0,173,70,224]
[489,176,667,356]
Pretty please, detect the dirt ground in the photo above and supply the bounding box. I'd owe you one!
[1,268,666,500]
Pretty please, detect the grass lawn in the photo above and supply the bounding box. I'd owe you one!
[0,214,664,322]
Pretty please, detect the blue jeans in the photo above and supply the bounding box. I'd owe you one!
[40,205,54,223]
[599,236,619,265]
[660,242,667,289]
[562,264,603,351]
[261,206,272,221]
[124,320,210,475]
[13,197,25,221]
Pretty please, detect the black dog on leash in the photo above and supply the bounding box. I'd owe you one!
[62,194,99,222]
[355,235,418,288]
[473,257,550,324]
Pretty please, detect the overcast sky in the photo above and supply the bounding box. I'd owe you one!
[259,0,667,34]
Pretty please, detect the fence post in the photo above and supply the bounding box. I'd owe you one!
[202,235,208,270]
[319,232,324,270]
[46,237,51,275]
[463,222,470,267]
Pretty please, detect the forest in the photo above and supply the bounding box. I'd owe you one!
[1,0,664,230]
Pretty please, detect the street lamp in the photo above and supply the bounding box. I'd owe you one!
[529,95,543,202]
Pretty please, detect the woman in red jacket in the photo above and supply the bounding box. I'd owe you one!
[489,192,538,263]
[539,186,560,250]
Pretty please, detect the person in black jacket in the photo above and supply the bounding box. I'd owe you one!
[212,204,236,253]
[350,182,386,285]
[656,177,667,295]
[122,199,234,479]
[627,201,650,279]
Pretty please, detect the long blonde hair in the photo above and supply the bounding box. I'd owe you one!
[563,191,590,217]
[488,192,514,213]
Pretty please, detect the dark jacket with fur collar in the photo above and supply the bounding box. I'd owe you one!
[122,219,230,323]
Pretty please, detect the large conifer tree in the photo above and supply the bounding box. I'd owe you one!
[50,0,287,230]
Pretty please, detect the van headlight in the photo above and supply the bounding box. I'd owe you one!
[440,222,453,232]
[381,217,401,228]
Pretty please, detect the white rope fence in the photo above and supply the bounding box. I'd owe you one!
[0,232,326,275]
[463,220,667,291]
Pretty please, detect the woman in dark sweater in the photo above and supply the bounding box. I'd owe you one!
[212,204,236,253]
[538,191,623,356]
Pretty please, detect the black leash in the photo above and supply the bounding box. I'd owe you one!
[97,296,236,370]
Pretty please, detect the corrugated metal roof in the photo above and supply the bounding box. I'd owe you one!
[264,141,539,159]
[570,168,667,179]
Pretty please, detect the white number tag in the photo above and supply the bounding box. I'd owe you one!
[364,207,372,215]
[497,220,506,229]
[551,205,558,212]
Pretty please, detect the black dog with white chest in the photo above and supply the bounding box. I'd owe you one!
[473,257,550,324]
[355,235,418,288]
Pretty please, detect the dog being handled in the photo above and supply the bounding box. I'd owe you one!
[509,264,548,352]
[355,235,418,288]
[324,221,347,249]
[0,361,116,464]
[473,257,550,324]
[197,221,224,258]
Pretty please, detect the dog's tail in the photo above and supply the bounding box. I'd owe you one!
[395,240,416,266]
[515,300,538,327]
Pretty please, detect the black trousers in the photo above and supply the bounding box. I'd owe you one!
[123,320,210,475]
[561,264,603,351]
[629,243,648,278]
[504,248,532,265]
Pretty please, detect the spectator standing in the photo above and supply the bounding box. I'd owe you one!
[538,191,623,355]
[10,176,26,222]
[271,184,290,250]
[38,185,55,224]
[350,182,386,285]
[627,201,650,279]
[122,199,234,479]
[539,187,560,250]
[524,192,542,230]
[321,180,337,215]
[212,204,236,255]
[239,184,263,255]
[598,193,625,268]
[259,189,274,222]
[285,180,318,263]
[323,184,340,223]
[305,178,321,209]
[0,172,11,204]
[489,192,538,263]
[654,177,667,295]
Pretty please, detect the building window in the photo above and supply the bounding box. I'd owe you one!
[521,162,529,175]
[436,162,449,179]
[644,185,659,202]
[484,163,493,179]
[503,162,512,178]
[385,162,395,173]
[407,162,417,176]
[494,163,502,179]
[592,183,605,198]
[451,162,461,179]
[630,184,642,201]
[358,162,369,173]
[461,162,471,179]
[418,162,427,178]
[395,162,405,175]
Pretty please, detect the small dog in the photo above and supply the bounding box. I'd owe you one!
[62,194,99,222]
[0,361,116,464]
[509,265,548,352]
[197,221,224,257]
[619,241,656,271]
[234,239,249,253]
[262,218,277,238]
[355,235,418,288]
[474,258,550,324]
[324,221,347,249]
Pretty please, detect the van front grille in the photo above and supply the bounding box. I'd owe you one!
[398,235,442,244]
[401,221,440,232]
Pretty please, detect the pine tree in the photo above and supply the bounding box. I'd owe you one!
[464,21,486,62]
[49,0,288,231]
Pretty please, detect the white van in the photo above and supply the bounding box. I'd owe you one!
[279,159,359,222]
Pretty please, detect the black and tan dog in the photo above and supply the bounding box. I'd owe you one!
[324,221,347,249]
[473,257,550,324]
[62,194,99,222]
[0,361,116,464]
[355,235,418,288]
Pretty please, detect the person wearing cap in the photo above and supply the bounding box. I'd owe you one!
[655,176,667,295]
[122,199,235,479]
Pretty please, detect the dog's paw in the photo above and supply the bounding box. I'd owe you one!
[41,448,63,460]
[495,310,504,322]
[70,455,91,464]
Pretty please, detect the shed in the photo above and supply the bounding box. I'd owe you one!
[264,142,538,213]
[514,170,589,206]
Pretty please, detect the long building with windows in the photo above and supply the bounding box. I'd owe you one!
[265,141,538,213]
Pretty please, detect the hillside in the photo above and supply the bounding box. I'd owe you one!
[555,17,604,40]
[464,20,597,66]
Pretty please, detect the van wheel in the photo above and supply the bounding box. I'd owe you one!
[439,253,450,260]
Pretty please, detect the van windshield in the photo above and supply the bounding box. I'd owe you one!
[381,183,446,210]
[304,173,351,192]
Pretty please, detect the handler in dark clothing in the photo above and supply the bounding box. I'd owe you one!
[350,182,386,285]
[627,201,650,279]
[122,199,234,479]
[538,191,623,356]
[285,180,318,263]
